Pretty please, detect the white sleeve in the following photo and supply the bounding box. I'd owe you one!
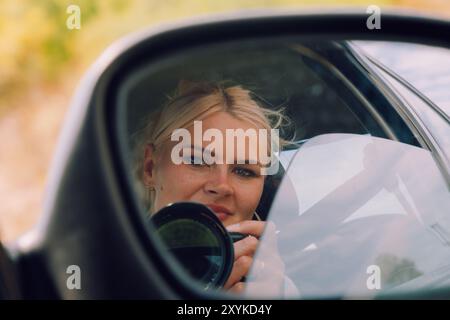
[283,275,301,298]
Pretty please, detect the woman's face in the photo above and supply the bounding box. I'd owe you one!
[143,111,266,226]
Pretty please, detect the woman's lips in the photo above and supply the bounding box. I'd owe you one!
[206,204,232,221]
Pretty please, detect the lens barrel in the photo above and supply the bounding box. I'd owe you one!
[151,202,236,289]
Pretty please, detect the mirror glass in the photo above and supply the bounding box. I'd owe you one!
[116,37,450,299]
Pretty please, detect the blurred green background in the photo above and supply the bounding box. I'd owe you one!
[1,0,449,243]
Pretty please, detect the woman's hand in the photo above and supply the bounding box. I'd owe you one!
[224,220,285,296]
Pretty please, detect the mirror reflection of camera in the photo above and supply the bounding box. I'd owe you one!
[150,202,247,290]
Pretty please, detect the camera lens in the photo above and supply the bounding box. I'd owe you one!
[151,202,234,289]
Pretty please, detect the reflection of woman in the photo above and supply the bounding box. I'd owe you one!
[134,80,296,295]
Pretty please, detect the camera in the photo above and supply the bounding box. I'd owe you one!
[150,202,246,290]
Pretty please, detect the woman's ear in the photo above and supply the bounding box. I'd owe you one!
[143,143,156,187]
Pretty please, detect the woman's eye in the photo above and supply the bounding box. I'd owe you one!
[233,167,257,178]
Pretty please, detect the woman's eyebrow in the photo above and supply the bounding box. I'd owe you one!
[180,144,204,153]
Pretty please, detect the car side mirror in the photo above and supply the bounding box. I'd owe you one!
[10,10,450,299]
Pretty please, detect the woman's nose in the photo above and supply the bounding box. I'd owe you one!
[204,166,234,197]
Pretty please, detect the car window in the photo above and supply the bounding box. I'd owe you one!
[353,41,450,116]
[124,39,404,151]
[365,61,450,168]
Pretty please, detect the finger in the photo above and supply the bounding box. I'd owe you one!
[228,282,246,294]
[233,235,259,259]
[226,221,279,240]
[226,220,266,237]
[233,221,279,255]
[228,221,280,260]
[223,256,253,290]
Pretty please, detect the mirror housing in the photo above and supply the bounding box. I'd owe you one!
[9,9,450,299]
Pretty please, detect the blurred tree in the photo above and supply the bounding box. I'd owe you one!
[375,253,423,288]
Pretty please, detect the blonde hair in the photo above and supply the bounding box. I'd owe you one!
[132,80,292,211]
